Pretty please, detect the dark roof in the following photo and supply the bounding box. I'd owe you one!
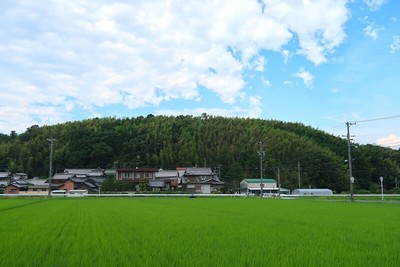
[69,178,85,183]
[187,178,224,185]
[52,183,65,189]
[76,182,98,191]
[83,182,97,188]
[28,185,49,189]
[87,178,106,186]
[52,173,75,180]
[8,183,28,189]
[155,170,179,179]
[0,172,10,179]
[25,179,48,186]
[117,168,158,172]
[14,180,31,186]
[184,167,214,176]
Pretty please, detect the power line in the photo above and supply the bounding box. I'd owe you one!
[326,123,346,133]
[353,114,400,123]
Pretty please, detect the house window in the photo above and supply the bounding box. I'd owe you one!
[145,173,149,178]
[124,173,130,179]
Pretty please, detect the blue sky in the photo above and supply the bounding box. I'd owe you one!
[1,0,399,147]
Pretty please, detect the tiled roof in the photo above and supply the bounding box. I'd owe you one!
[25,179,48,186]
[184,167,214,175]
[117,168,158,172]
[70,178,85,183]
[0,172,10,178]
[155,170,179,178]
[52,173,74,180]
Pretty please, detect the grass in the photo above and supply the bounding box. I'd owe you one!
[0,197,399,266]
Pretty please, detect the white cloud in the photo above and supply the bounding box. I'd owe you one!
[262,77,271,87]
[156,97,262,119]
[390,36,400,53]
[283,81,293,86]
[293,68,314,88]
[376,134,400,148]
[282,50,290,64]
[363,0,386,11]
[265,0,350,65]
[330,88,339,93]
[0,0,350,133]
[253,55,266,72]
[247,96,263,118]
[363,24,384,40]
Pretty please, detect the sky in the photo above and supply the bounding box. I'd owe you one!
[1,0,399,148]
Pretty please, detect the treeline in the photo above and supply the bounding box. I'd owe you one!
[0,114,399,193]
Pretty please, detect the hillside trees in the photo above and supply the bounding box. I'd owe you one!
[0,115,398,193]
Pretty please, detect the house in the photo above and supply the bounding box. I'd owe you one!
[240,178,290,196]
[3,180,30,194]
[3,183,23,194]
[0,171,10,181]
[12,173,28,180]
[181,167,224,194]
[49,172,105,194]
[64,168,106,178]
[116,168,158,181]
[151,169,180,191]
[24,178,49,194]
[3,178,50,194]
[57,177,100,193]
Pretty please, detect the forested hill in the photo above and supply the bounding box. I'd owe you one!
[1,115,399,193]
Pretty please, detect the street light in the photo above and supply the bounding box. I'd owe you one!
[380,176,384,201]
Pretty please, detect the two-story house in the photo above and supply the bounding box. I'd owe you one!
[151,169,180,191]
[116,168,158,181]
[181,167,224,194]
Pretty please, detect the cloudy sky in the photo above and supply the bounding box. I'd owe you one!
[1,0,399,147]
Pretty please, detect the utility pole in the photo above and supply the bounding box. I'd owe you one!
[346,122,356,202]
[277,167,281,197]
[47,138,57,197]
[258,142,265,198]
[113,161,118,180]
[297,162,301,189]
[217,164,222,180]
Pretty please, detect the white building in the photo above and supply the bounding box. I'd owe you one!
[291,188,333,196]
[240,178,290,196]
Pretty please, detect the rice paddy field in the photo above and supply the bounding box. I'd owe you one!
[0,197,399,267]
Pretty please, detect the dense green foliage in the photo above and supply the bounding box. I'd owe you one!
[0,197,399,266]
[0,115,399,192]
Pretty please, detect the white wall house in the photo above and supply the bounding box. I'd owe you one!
[240,178,275,195]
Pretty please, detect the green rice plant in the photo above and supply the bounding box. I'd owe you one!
[0,198,399,266]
